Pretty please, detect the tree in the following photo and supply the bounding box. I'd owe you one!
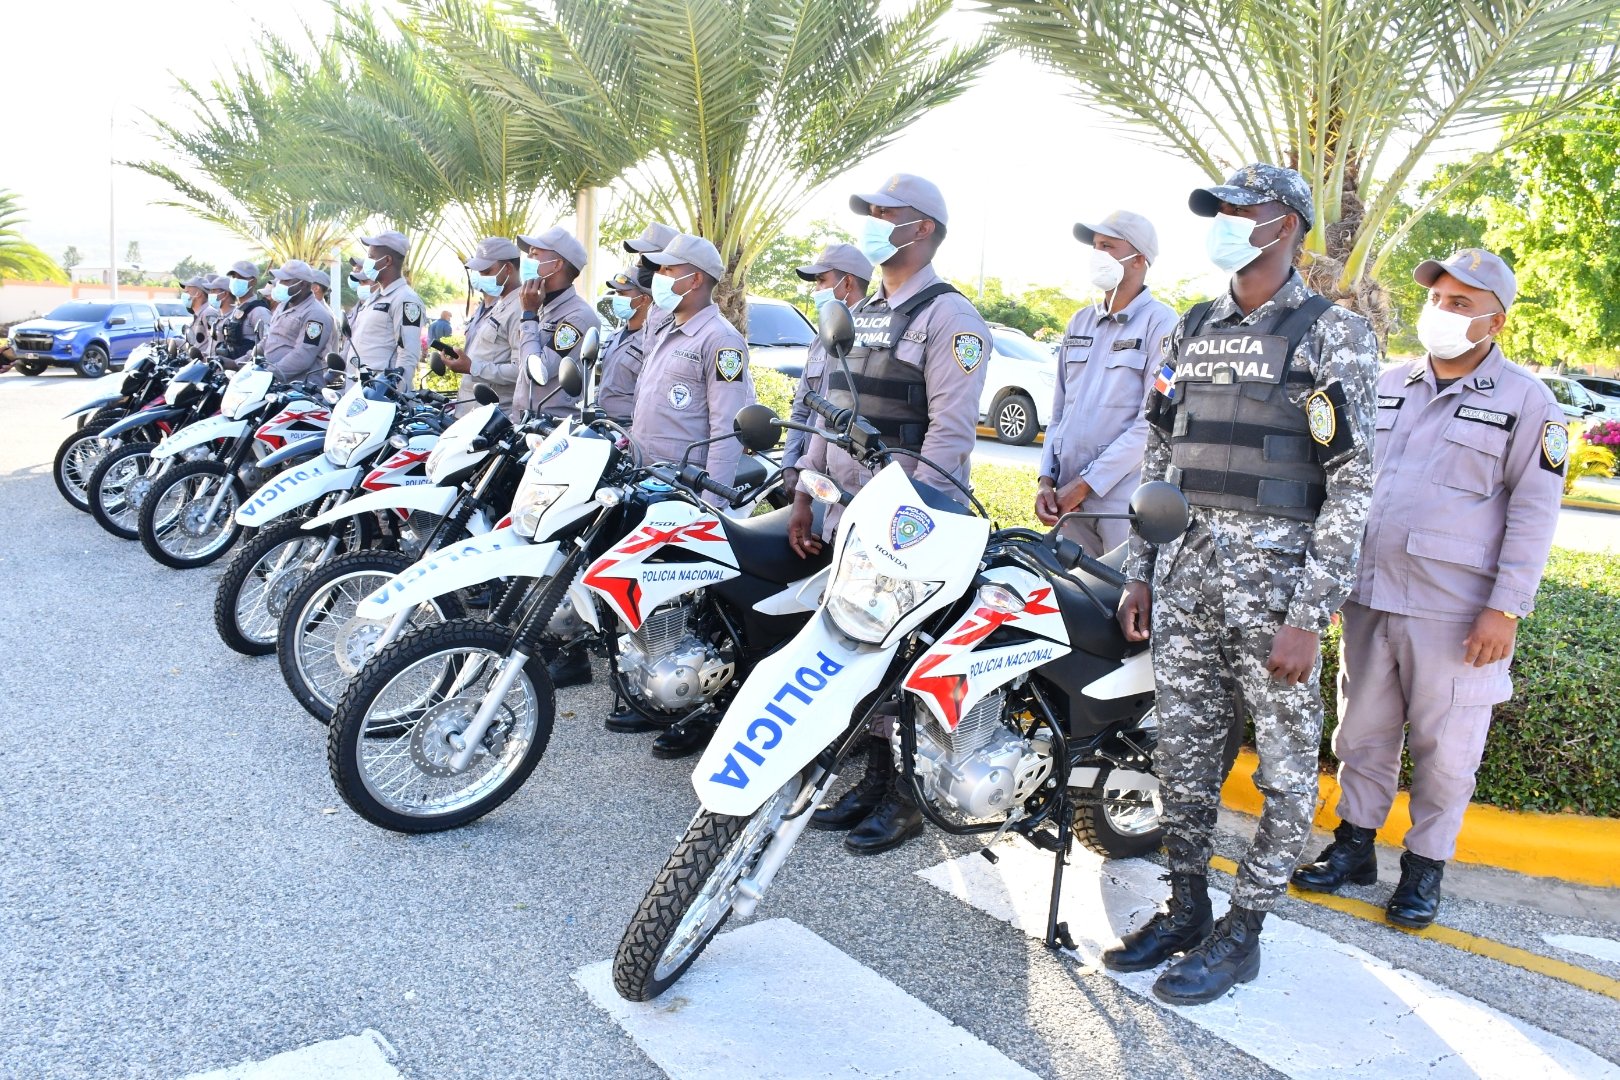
[415,0,998,326]
[171,255,216,286]
[746,220,848,305]
[0,191,67,283]
[957,277,1063,337]
[984,0,1620,332]
[409,269,462,309]
[61,245,83,273]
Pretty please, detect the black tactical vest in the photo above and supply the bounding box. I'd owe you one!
[219,297,269,360]
[1162,295,1334,522]
[825,282,960,452]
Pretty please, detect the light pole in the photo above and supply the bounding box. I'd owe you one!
[109,111,118,299]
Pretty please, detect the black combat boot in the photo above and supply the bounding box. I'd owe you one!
[844,774,923,855]
[1152,906,1265,1005]
[1101,873,1214,972]
[545,643,593,689]
[810,737,892,831]
[650,716,717,760]
[1386,851,1445,929]
[1291,820,1379,892]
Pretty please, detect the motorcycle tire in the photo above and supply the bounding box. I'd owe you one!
[277,548,464,723]
[214,519,337,656]
[54,418,115,512]
[326,618,555,834]
[88,441,161,540]
[139,459,244,569]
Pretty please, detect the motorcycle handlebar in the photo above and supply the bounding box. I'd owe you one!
[803,390,847,428]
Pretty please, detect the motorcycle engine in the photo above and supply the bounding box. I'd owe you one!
[615,600,734,713]
[910,689,1054,819]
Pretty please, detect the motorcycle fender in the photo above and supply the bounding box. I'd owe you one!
[355,531,562,620]
[153,415,247,460]
[99,405,187,440]
[302,483,458,532]
[1080,648,1155,700]
[63,392,123,419]
[751,568,829,616]
[234,457,359,527]
[693,618,894,817]
[566,574,600,632]
[256,433,325,471]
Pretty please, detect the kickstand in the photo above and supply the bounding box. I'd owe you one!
[1044,793,1077,952]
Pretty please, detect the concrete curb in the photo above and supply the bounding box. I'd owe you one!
[1220,750,1620,888]
[1561,496,1620,515]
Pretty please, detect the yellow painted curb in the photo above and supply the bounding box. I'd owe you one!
[975,425,1044,445]
[1220,750,1620,888]
[1561,497,1620,515]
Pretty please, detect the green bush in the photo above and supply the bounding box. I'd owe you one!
[753,367,796,421]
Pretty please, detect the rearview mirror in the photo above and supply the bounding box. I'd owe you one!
[430,356,447,377]
[578,326,600,366]
[816,300,855,360]
[733,403,781,453]
[1129,481,1190,545]
[526,353,548,387]
[107,316,127,327]
[559,356,585,398]
[473,383,498,406]
[325,353,346,372]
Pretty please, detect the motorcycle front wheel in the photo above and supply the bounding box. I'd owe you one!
[88,441,160,540]
[326,618,555,833]
[213,519,336,655]
[139,459,243,568]
[613,772,804,1001]
[54,419,115,512]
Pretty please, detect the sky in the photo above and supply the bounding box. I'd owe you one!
[0,0,1460,304]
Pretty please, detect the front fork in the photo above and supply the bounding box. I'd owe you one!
[444,645,532,773]
[731,766,833,919]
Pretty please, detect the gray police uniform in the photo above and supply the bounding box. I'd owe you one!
[782,335,829,472]
[1126,269,1379,912]
[348,276,425,384]
[262,292,336,384]
[514,286,601,417]
[801,265,990,535]
[218,298,271,365]
[462,289,527,413]
[184,310,211,354]
[1041,289,1178,555]
[1333,347,1564,860]
[631,302,756,497]
[597,324,647,426]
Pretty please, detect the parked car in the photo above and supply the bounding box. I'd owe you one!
[6,300,169,377]
[1539,373,1609,420]
[155,300,194,338]
[1573,376,1620,413]
[742,296,815,377]
[979,326,1057,445]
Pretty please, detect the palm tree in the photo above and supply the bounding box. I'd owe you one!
[411,0,999,325]
[982,0,1620,328]
[0,191,67,283]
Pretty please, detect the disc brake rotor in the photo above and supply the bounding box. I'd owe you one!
[335,615,387,676]
[407,697,511,777]
[263,561,311,619]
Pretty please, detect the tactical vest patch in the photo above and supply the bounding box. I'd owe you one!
[1307,390,1336,446]
[954,333,984,373]
[853,310,903,350]
[1541,421,1569,474]
[716,347,744,381]
[1173,332,1289,384]
[1455,405,1514,430]
[554,322,580,352]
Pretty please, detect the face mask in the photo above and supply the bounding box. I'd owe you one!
[521,256,559,284]
[1416,303,1495,361]
[362,255,389,277]
[610,294,635,321]
[1088,249,1137,292]
[651,271,696,312]
[471,271,504,297]
[857,216,922,266]
[271,283,292,304]
[357,283,373,302]
[207,294,222,310]
[1205,212,1285,273]
[810,286,838,312]
[228,277,250,298]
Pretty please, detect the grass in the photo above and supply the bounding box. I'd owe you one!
[1566,479,1620,508]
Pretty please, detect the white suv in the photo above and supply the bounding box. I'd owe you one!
[979,327,1057,444]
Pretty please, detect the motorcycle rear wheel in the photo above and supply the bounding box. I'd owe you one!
[54,419,115,512]
[139,459,243,569]
[214,519,336,655]
[88,441,160,540]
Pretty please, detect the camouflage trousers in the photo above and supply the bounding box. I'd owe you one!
[1151,539,1325,911]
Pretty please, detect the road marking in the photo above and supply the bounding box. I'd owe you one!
[574,917,1041,1079]
[1543,933,1620,966]
[919,843,1620,1080]
[178,1029,400,1080]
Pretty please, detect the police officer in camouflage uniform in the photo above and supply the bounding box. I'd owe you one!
[262,260,337,384]
[1105,165,1379,1006]
[347,231,425,386]
[780,243,872,494]
[597,264,653,427]
[514,226,601,420]
[794,175,993,856]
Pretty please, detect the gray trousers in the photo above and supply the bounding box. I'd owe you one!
[1333,603,1512,861]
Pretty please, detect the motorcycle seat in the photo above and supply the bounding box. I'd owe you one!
[735,454,769,491]
[720,506,832,585]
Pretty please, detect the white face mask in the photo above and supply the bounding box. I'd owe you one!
[1205,212,1285,273]
[1088,248,1137,292]
[1417,302,1496,360]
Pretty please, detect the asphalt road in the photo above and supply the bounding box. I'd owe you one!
[3,370,1618,1080]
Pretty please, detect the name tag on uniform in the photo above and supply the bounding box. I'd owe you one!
[902,329,927,345]
[373,302,390,313]
[1065,335,1094,347]
[1455,404,1515,430]
[674,348,700,364]
[1377,396,1403,409]
[1111,338,1143,351]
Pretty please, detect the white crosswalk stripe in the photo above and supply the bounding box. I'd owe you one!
[1542,933,1620,966]
[574,917,1042,1079]
[919,843,1620,1080]
[177,1029,401,1080]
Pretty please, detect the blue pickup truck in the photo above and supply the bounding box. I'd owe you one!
[7,299,181,378]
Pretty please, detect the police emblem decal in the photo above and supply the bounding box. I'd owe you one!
[716,347,744,382]
[668,383,692,410]
[554,322,579,352]
[1307,390,1336,446]
[537,437,569,464]
[1541,421,1569,474]
[403,302,422,326]
[345,397,367,417]
[953,333,984,373]
[304,320,322,341]
[889,505,934,551]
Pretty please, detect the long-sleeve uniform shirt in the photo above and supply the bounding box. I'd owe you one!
[262,292,336,385]
[630,302,757,500]
[461,289,527,413]
[217,301,271,369]
[347,277,425,384]
[1125,271,1379,634]
[513,286,601,418]
[781,337,830,472]
[597,322,649,425]
[1351,346,1565,621]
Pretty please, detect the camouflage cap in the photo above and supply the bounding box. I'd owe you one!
[1189,163,1314,229]
[1414,247,1517,310]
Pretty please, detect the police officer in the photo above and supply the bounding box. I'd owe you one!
[262,260,337,384]
[439,237,526,411]
[623,222,681,341]
[1292,250,1564,929]
[1106,164,1379,1005]
[513,226,601,418]
[179,274,212,354]
[597,265,653,427]
[203,275,234,359]
[1035,211,1178,556]
[794,174,993,856]
[780,243,872,494]
[218,260,270,367]
[631,232,757,759]
[347,231,425,386]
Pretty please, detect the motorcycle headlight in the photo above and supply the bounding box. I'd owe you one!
[510,482,567,538]
[326,428,369,466]
[825,529,941,644]
[221,390,249,418]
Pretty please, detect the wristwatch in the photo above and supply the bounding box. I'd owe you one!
[1499,610,1521,621]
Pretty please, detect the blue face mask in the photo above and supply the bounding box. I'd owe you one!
[228,277,250,298]
[810,284,838,312]
[207,294,222,309]
[519,255,540,283]
[362,255,389,277]
[471,271,504,297]
[651,271,696,312]
[356,283,373,302]
[1205,212,1285,274]
[271,283,292,304]
[610,294,636,321]
[857,215,922,266]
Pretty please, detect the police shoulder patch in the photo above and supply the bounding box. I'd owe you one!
[715,346,744,382]
[1541,420,1569,474]
[1307,389,1336,446]
[554,322,580,352]
[953,332,984,373]
[402,302,422,327]
[304,320,323,342]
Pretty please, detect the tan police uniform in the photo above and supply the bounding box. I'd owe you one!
[262,261,335,384]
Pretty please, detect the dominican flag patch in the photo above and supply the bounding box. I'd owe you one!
[1152,361,1177,401]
